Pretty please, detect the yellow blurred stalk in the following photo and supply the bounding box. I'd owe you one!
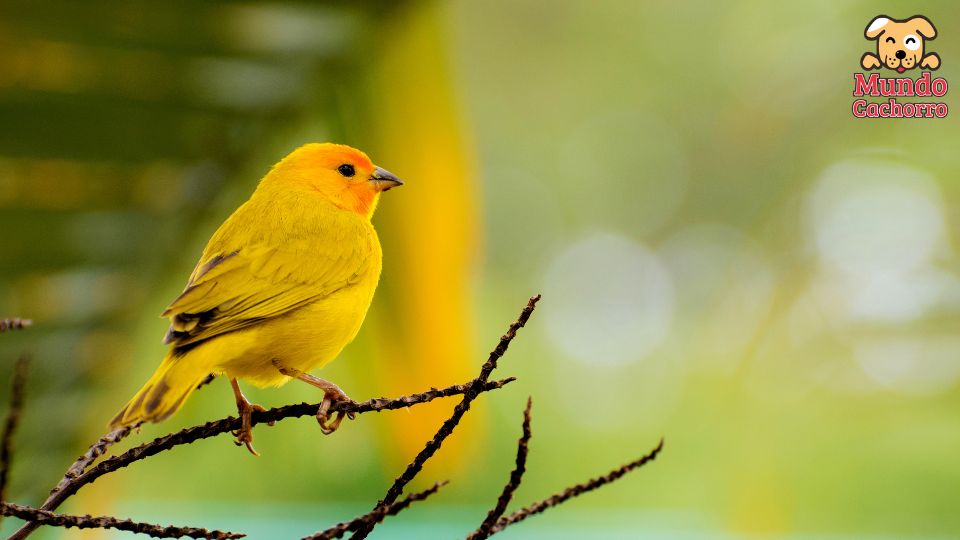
[362,2,483,472]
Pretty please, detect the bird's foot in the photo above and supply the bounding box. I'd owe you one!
[229,378,266,456]
[275,365,356,435]
[232,400,266,456]
[316,387,356,435]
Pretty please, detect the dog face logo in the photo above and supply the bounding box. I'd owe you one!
[861,15,940,72]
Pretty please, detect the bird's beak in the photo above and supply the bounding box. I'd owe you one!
[369,167,404,192]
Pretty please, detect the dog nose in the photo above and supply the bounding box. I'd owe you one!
[896,50,906,59]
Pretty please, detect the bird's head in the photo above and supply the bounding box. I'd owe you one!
[261,143,403,218]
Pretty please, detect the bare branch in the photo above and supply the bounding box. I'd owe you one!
[349,295,541,540]
[468,397,532,540]
[47,425,138,503]
[0,501,244,539]
[489,437,664,535]
[0,320,31,334]
[0,356,29,509]
[303,481,448,540]
[8,293,662,539]
[10,377,514,539]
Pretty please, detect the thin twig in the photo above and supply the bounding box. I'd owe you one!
[47,424,138,503]
[12,426,139,539]
[304,481,449,540]
[489,437,664,535]
[0,320,31,334]
[10,378,515,540]
[0,357,28,507]
[349,295,541,540]
[468,397,533,540]
[0,501,244,539]
[4,293,666,540]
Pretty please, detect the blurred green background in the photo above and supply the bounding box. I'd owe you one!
[1,1,959,538]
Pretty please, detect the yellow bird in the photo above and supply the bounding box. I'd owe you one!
[110,143,403,454]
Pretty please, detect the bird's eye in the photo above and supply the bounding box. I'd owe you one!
[337,164,355,177]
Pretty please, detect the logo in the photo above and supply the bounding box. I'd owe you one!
[861,15,940,73]
[852,15,948,118]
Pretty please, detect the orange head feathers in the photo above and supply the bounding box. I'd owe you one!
[260,143,403,217]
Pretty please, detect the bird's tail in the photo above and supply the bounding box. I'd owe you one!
[110,351,209,428]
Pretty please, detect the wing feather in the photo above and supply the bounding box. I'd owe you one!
[162,225,375,348]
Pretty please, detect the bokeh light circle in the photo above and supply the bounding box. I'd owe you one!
[808,161,945,278]
[542,232,674,366]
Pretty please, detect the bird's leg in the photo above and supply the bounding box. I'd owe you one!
[229,378,266,456]
[277,367,355,434]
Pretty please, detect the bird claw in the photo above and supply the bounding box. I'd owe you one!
[276,368,354,435]
[316,390,354,435]
[233,401,266,456]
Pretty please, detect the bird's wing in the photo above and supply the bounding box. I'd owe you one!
[161,237,373,348]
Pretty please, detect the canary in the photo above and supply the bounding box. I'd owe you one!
[110,143,403,454]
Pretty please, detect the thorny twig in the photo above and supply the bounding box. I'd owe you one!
[347,295,541,540]
[8,426,138,539]
[303,481,449,540]
[11,378,515,539]
[0,502,245,539]
[489,437,665,534]
[6,294,666,539]
[468,397,533,540]
[0,344,230,540]
[0,357,29,512]
[0,321,31,515]
[0,320,31,334]
[48,424,138,504]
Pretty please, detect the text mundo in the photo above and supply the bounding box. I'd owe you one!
[852,72,949,118]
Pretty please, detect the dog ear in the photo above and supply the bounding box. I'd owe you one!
[909,15,937,39]
[864,16,891,39]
